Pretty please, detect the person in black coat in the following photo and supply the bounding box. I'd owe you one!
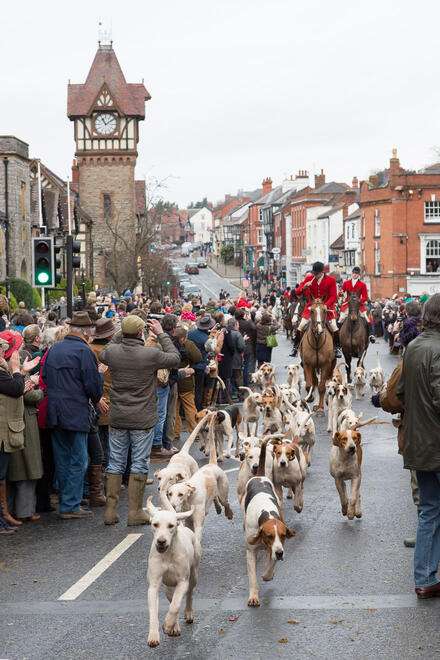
[213,311,235,403]
[235,308,256,385]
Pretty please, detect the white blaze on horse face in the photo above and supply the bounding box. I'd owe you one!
[316,305,323,334]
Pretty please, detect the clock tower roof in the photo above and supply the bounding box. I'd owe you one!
[67,44,150,119]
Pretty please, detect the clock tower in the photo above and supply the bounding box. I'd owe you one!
[67,41,150,287]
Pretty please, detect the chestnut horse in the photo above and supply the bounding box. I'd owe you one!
[300,298,336,412]
[339,291,369,382]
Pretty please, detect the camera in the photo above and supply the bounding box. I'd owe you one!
[147,313,165,321]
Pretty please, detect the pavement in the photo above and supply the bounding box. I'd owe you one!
[1,266,439,660]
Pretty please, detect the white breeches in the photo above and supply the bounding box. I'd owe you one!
[298,317,338,332]
[339,309,370,323]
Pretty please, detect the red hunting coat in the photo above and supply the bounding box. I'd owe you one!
[295,273,337,320]
[340,279,368,313]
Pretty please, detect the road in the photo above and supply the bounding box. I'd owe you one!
[1,266,439,660]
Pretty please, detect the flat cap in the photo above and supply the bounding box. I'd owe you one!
[121,315,146,335]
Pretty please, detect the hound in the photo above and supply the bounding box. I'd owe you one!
[326,379,339,433]
[239,387,262,436]
[289,410,316,464]
[328,383,353,436]
[353,367,367,399]
[285,363,303,391]
[368,352,385,394]
[155,414,215,492]
[271,437,309,511]
[251,363,276,389]
[329,418,376,520]
[167,416,233,543]
[237,439,274,502]
[332,361,348,385]
[242,439,296,607]
[146,496,199,647]
[337,408,362,431]
[261,387,283,435]
[195,405,242,460]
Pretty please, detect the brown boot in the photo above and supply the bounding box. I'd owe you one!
[127,473,150,526]
[0,480,22,527]
[88,465,106,507]
[104,473,122,525]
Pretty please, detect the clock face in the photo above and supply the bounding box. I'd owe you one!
[94,113,117,135]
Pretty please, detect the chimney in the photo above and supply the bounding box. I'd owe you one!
[352,175,359,188]
[71,159,79,185]
[369,174,379,188]
[262,177,273,195]
[314,168,325,189]
[390,148,400,175]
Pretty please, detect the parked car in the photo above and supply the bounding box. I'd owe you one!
[197,257,207,268]
[185,262,199,274]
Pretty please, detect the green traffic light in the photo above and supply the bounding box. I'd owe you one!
[37,272,50,284]
[166,281,170,285]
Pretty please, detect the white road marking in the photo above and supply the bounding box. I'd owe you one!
[58,534,142,601]
[224,467,240,473]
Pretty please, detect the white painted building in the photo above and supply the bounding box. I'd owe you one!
[188,207,213,244]
[343,207,361,272]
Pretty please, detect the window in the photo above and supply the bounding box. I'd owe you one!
[374,209,380,237]
[21,182,26,220]
[344,250,355,267]
[351,223,355,239]
[346,224,349,240]
[424,201,440,222]
[374,245,380,274]
[257,228,263,244]
[103,194,112,219]
[425,239,440,272]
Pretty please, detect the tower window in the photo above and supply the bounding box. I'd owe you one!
[103,194,112,219]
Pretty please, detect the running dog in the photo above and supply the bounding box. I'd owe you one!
[261,387,283,435]
[368,352,385,394]
[167,416,233,543]
[251,363,276,389]
[239,387,262,436]
[337,408,362,431]
[242,439,296,607]
[155,414,215,492]
[353,350,367,400]
[285,363,303,391]
[328,383,353,436]
[271,437,309,512]
[237,438,275,502]
[289,409,315,464]
[195,405,242,460]
[146,496,199,647]
[329,417,376,520]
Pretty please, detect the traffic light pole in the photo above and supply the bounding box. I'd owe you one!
[41,287,45,308]
[66,234,73,319]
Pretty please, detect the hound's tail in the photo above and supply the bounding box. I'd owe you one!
[208,414,218,465]
[256,438,268,477]
[238,386,253,396]
[181,412,215,455]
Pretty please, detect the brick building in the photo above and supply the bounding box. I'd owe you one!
[0,136,33,282]
[360,150,440,298]
[67,41,150,287]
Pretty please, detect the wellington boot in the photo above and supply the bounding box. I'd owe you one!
[0,480,22,526]
[127,473,151,526]
[104,473,122,525]
[88,465,106,506]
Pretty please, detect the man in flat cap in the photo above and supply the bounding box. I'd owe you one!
[99,315,180,527]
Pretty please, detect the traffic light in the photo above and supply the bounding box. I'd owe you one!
[54,235,63,285]
[72,240,81,269]
[32,237,54,287]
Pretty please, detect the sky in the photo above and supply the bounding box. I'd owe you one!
[2,0,440,207]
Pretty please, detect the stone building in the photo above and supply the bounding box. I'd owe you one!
[67,41,150,288]
[0,136,33,282]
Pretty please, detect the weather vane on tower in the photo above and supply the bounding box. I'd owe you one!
[98,19,113,47]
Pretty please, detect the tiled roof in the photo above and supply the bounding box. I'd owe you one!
[330,234,344,249]
[67,45,150,118]
[314,182,349,195]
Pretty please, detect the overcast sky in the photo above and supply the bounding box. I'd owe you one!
[2,0,440,207]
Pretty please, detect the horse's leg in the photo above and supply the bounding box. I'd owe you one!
[303,364,315,402]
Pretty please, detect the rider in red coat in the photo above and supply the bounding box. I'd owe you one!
[290,261,341,357]
[339,266,375,342]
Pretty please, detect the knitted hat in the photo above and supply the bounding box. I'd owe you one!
[0,330,24,359]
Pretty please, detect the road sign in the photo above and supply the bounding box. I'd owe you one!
[242,279,249,287]
[273,253,280,261]
[302,248,311,256]
[272,247,281,254]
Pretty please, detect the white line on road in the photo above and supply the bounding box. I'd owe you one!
[224,467,240,473]
[58,534,143,601]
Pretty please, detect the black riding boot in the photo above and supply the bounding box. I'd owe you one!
[362,318,376,343]
[289,329,301,357]
[333,330,342,358]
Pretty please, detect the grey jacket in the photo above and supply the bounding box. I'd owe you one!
[397,329,440,471]
[230,328,246,370]
[99,333,180,430]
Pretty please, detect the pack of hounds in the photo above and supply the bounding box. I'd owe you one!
[145,354,383,647]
